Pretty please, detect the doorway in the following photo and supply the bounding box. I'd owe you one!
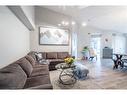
[90,36,101,60]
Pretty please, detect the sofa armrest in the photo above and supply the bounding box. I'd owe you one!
[26,84,53,89]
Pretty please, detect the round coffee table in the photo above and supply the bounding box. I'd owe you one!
[55,63,77,85]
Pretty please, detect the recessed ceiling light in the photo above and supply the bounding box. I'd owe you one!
[71,21,76,25]
[82,22,87,27]
[65,21,69,26]
[61,21,65,25]
[61,21,69,26]
[58,24,61,26]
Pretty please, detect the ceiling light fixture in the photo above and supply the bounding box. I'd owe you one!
[58,24,61,26]
[71,21,76,25]
[61,21,65,25]
[61,21,69,26]
[65,21,69,26]
[82,22,87,27]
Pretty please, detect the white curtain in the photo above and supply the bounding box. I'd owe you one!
[112,35,127,54]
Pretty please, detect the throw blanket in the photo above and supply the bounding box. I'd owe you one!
[73,64,89,80]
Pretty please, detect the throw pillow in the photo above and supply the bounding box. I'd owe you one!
[38,59,49,64]
[35,52,43,61]
[35,52,49,64]
[16,58,33,77]
[25,55,36,66]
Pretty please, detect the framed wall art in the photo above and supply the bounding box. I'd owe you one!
[39,26,69,45]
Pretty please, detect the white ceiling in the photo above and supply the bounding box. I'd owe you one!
[43,6,127,33]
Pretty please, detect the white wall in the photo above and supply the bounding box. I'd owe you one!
[0,6,30,68]
[77,26,114,58]
[101,32,113,49]
[30,7,72,53]
[71,24,78,58]
[77,26,99,58]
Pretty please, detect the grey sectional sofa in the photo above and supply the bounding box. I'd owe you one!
[28,51,73,71]
[40,52,72,71]
[0,51,73,89]
[0,54,53,89]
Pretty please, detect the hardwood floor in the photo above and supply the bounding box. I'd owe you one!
[50,58,127,89]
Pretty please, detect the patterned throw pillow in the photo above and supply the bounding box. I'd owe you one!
[35,52,49,64]
[35,52,43,61]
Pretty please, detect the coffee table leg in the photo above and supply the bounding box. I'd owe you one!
[59,69,77,85]
[59,70,64,83]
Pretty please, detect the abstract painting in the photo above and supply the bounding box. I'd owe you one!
[39,26,69,45]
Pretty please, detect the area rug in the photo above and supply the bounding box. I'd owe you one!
[49,60,127,89]
[49,70,101,89]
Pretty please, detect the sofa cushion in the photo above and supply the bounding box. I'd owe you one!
[35,52,43,61]
[0,63,27,89]
[16,57,33,77]
[38,59,49,64]
[33,63,49,69]
[25,55,35,66]
[46,52,57,59]
[0,63,24,73]
[31,64,49,77]
[41,52,46,59]
[24,75,51,88]
[48,59,64,63]
[57,52,69,59]
[27,51,37,61]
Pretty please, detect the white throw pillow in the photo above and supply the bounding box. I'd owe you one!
[35,53,43,61]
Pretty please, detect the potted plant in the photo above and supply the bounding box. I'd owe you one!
[82,46,89,51]
[64,57,74,66]
[81,46,90,60]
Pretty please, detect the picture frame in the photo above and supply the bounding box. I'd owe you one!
[39,26,69,45]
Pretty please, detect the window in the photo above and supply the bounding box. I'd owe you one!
[112,35,126,54]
